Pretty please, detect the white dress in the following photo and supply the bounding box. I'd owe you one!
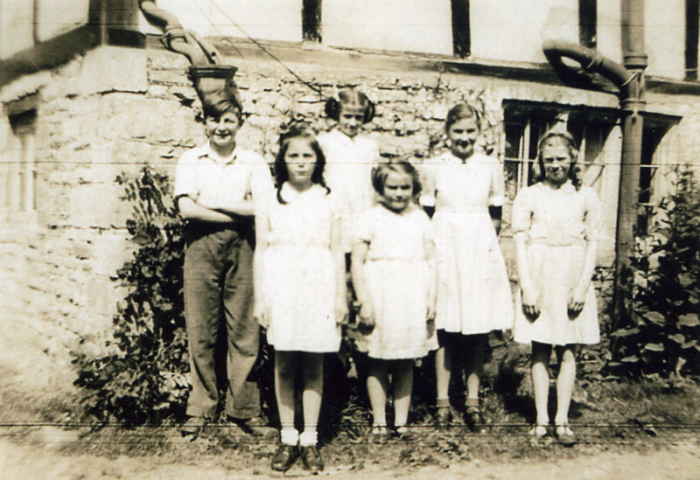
[421,151,514,335]
[318,129,379,251]
[257,184,342,352]
[354,205,439,359]
[512,182,601,346]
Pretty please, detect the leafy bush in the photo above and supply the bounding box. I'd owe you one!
[73,167,189,425]
[609,171,700,379]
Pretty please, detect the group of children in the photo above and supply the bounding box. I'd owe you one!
[175,89,602,473]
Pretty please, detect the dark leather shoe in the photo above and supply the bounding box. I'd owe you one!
[271,444,297,472]
[180,416,207,437]
[300,445,324,472]
[465,406,486,433]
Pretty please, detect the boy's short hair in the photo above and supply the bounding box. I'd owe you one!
[202,96,244,123]
[371,159,422,196]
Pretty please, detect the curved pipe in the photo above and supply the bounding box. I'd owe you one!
[542,40,639,106]
[139,0,219,66]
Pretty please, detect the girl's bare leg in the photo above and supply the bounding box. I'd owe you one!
[435,345,452,407]
[531,342,552,427]
[275,351,298,443]
[367,359,389,427]
[300,352,324,445]
[392,359,414,428]
[464,334,487,404]
[554,345,576,426]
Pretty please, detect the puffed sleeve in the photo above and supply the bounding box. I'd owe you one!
[582,187,603,241]
[353,208,375,245]
[488,157,506,207]
[419,159,438,208]
[512,186,534,241]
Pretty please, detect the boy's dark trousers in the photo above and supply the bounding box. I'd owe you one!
[183,222,261,420]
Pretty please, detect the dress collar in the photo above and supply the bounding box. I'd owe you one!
[279,182,321,203]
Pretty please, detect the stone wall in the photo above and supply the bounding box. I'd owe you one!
[2,42,700,396]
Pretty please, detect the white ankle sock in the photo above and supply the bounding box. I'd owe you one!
[280,428,299,446]
[299,430,317,447]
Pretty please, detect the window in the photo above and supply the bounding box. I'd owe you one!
[502,101,617,199]
[579,0,597,49]
[3,109,37,214]
[685,0,699,80]
[451,0,470,58]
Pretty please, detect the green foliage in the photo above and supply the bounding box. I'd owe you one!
[609,171,700,379]
[73,167,188,425]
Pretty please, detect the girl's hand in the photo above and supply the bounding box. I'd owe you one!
[567,285,587,318]
[357,303,375,335]
[521,287,540,321]
[426,318,436,338]
[254,302,270,329]
[335,296,349,326]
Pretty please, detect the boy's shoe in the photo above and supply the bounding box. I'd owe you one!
[180,416,207,437]
[229,415,278,439]
[271,444,297,472]
[300,445,324,472]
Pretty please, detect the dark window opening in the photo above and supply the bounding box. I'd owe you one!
[302,0,322,42]
[451,0,470,58]
[637,127,662,236]
[579,0,597,48]
[685,0,699,80]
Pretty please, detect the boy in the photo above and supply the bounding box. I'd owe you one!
[174,97,273,437]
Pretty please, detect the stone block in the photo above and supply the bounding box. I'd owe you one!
[81,46,148,96]
[98,94,199,145]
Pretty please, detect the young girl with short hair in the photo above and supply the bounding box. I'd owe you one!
[254,126,348,472]
[421,103,514,430]
[512,130,601,445]
[351,160,438,437]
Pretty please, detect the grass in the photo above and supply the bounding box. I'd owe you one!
[1,345,699,475]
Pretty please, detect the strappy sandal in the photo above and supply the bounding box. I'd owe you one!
[555,424,576,446]
[371,425,388,440]
[393,425,414,440]
[528,424,549,439]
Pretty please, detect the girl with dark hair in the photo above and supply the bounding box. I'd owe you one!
[421,103,513,431]
[254,126,348,473]
[512,130,601,445]
[318,89,380,251]
[352,160,438,438]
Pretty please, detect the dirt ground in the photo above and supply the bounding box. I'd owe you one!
[1,425,699,479]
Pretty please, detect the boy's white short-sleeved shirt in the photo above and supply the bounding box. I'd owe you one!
[174,142,273,209]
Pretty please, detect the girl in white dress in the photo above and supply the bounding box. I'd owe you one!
[513,131,600,445]
[318,89,380,252]
[351,160,438,437]
[254,127,348,473]
[421,104,513,430]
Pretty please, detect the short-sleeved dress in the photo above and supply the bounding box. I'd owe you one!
[512,181,601,346]
[421,151,513,335]
[318,129,379,251]
[354,205,439,359]
[257,183,342,353]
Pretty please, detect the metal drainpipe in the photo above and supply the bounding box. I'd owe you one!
[542,1,647,325]
[138,0,239,107]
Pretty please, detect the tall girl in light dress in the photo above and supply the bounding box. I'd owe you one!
[351,160,438,437]
[254,127,348,473]
[318,89,380,252]
[512,131,600,445]
[421,104,513,430]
